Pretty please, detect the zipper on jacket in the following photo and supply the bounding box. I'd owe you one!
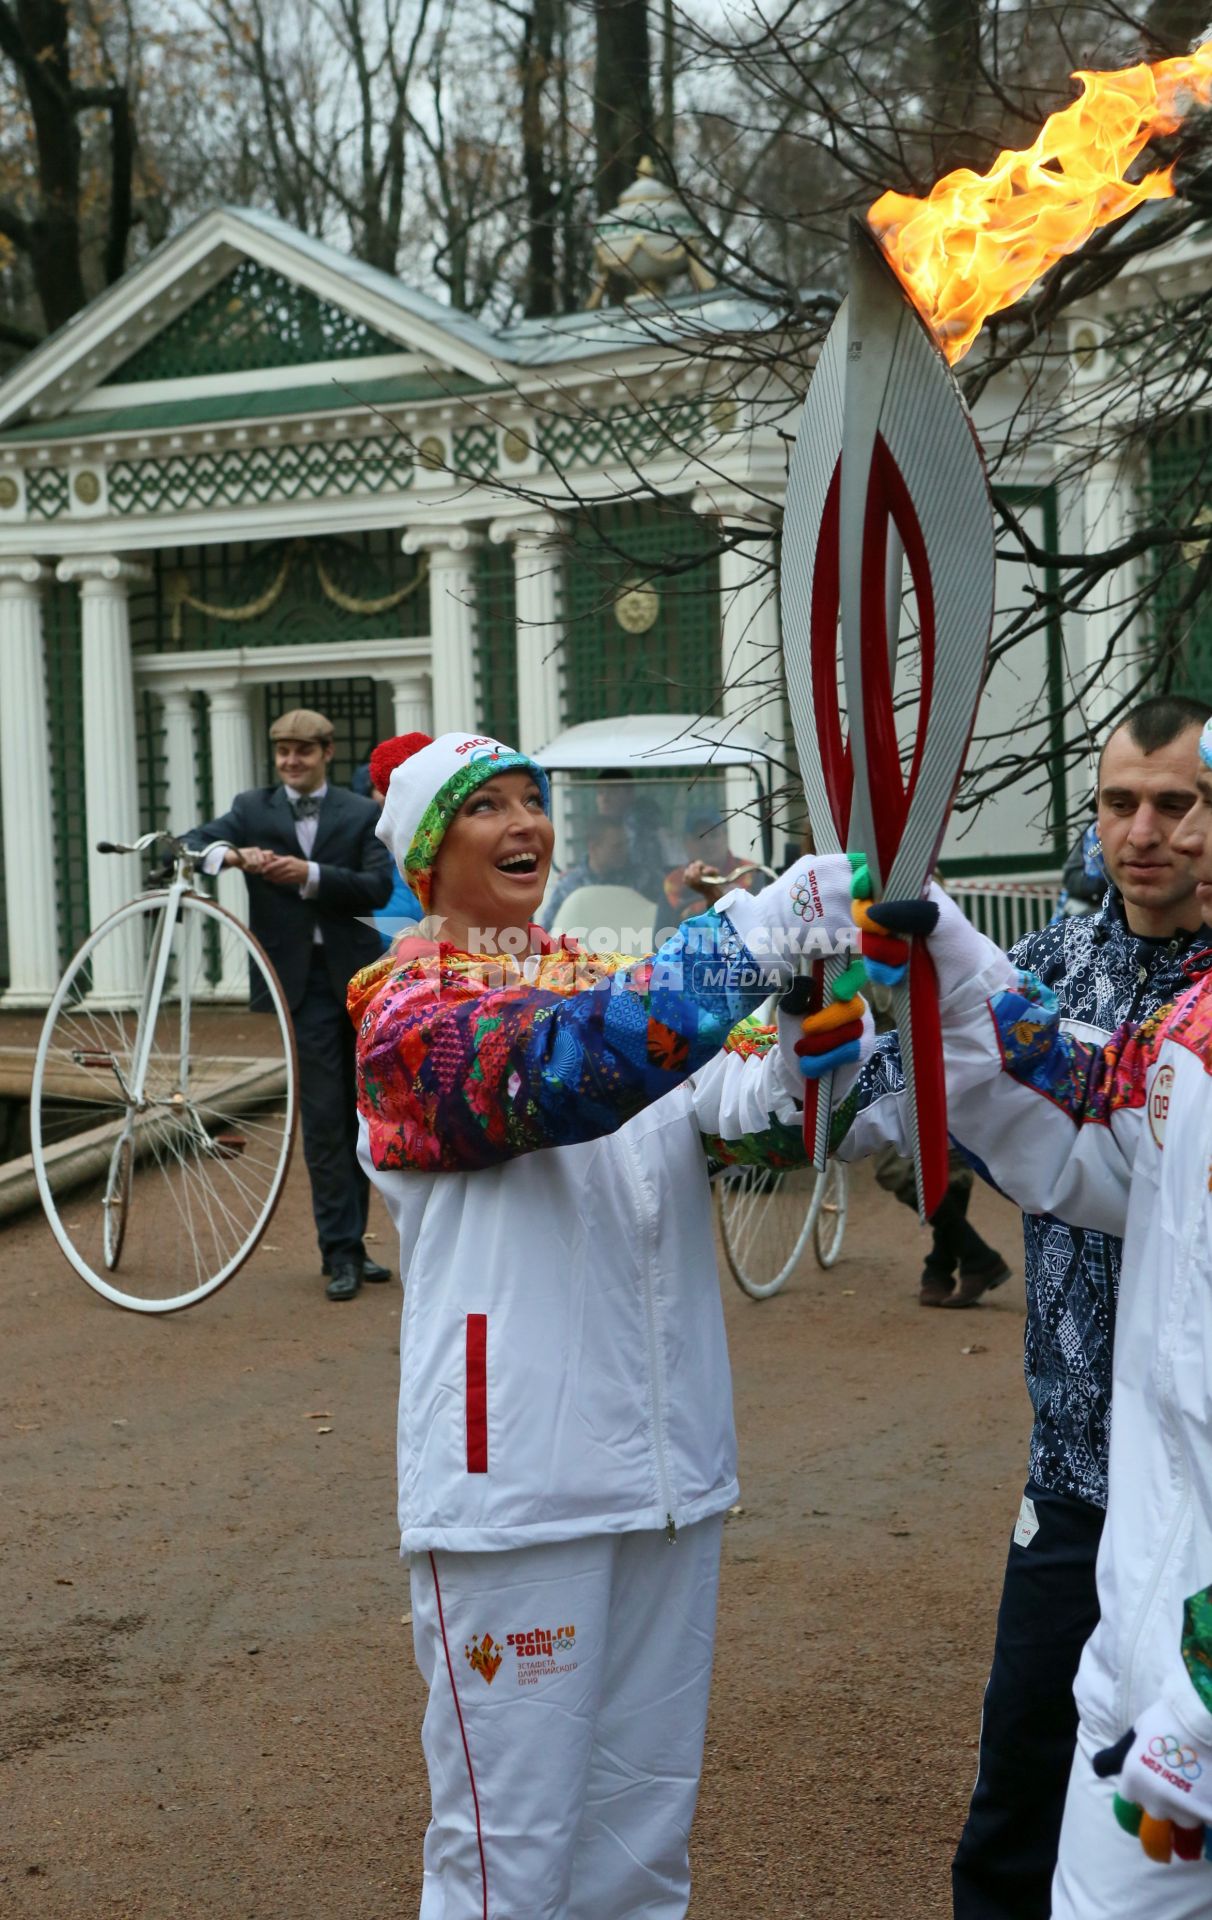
[1125,934,1183,1024]
[623,1132,679,1542]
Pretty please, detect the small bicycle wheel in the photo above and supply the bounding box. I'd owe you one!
[813,1159,849,1269]
[715,1161,824,1300]
[32,893,296,1313]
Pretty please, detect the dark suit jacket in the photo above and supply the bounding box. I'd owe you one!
[185,785,394,1010]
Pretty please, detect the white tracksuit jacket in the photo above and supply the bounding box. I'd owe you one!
[352,919,809,1555]
[839,925,1212,1754]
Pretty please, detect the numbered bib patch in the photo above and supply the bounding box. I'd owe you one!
[1149,1063,1174,1149]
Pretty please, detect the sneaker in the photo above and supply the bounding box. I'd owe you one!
[939,1260,1012,1308]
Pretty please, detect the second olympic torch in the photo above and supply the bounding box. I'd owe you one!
[782,218,996,1221]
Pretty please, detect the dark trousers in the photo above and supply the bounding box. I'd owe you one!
[952,1481,1104,1920]
[292,949,368,1266]
[925,1182,1004,1282]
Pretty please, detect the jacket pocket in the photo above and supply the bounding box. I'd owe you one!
[465,1313,488,1473]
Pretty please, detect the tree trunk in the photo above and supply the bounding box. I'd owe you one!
[925,0,984,176]
[521,0,557,316]
[592,0,654,215]
[12,0,88,330]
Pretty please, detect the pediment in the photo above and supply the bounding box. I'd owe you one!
[0,206,504,433]
[101,259,404,384]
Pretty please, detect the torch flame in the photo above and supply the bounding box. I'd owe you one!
[869,42,1212,363]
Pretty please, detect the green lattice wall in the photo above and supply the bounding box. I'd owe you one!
[536,395,712,474]
[128,533,426,655]
[138,689,167,834]
[44,580,89,964]
[563,503,720,724]
[476,542,519,742]
[1150,414,1212,696]
[105,261,402,384]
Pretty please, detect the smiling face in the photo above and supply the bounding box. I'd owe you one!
[429,771,554,942]
[1096,722,1204,936]
[274,737,333,794]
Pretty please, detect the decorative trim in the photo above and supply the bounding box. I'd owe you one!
[25,467,68,521]
[103,434,415,516]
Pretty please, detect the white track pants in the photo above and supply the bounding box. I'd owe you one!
[409,1515,724,1920]
[1052,1724,1212,1919]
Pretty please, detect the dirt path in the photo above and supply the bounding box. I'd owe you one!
[1,1159,1031,1918]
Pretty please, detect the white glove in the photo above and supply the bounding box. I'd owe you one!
[718,853,859,988]
[1094,1696,1212,1864]
[916,884,1017,1012]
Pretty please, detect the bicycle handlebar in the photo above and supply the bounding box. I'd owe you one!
[96,833,239,861]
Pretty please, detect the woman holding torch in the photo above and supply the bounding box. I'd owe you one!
[347,728,861,1919]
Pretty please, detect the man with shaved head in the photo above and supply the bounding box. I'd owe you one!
[948,694,1212,1918]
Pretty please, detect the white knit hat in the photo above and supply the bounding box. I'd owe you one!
[376,731,550,908]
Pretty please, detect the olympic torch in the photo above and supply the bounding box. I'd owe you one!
[781,35,1212,1219]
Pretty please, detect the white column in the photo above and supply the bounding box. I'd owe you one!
[206,685,256,978]
[1082,454,1144,738]
[390,672,432,737]
[57,555,149,1001]
[489,513,566,755]
[0,559,59,1005]
[161,687,199,834]
[402,526,481,736]
[694,491,784,862]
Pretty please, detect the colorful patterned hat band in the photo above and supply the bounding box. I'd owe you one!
[375,732,550,911]
[1200,716,1212,769]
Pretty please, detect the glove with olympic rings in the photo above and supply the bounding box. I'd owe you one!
[716,849,865,989]
[1093,1699,1212,1864]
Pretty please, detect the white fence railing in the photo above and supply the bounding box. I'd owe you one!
[949,875,1064,952]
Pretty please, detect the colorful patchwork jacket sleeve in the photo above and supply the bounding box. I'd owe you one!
[353,912,777,1172]
[835,969,1189,1237]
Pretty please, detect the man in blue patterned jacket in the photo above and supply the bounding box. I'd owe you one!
[954,695,1212,1918]
[854,694,1212,1916]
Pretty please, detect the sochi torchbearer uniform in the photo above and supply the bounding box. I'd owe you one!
[836,885,1212,1920]
[349,734,845,1920]
[853,892,1212,1916]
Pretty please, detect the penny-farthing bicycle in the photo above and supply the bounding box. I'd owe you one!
[31,833,297,1313]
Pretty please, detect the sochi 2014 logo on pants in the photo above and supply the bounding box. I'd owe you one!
[790,870,825,923]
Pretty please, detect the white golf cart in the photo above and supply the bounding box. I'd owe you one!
[536,712,847,1295]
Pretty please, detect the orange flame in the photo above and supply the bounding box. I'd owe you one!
[869,42,1212,363]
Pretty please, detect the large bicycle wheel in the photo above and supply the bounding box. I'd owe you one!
[715,1161,825,1300]
[812,1159,849,1269]
[31,893,296,1313]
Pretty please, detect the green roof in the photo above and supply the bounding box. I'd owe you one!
[0,369,489,444]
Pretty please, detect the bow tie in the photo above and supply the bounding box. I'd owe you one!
[290,794,321,820]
